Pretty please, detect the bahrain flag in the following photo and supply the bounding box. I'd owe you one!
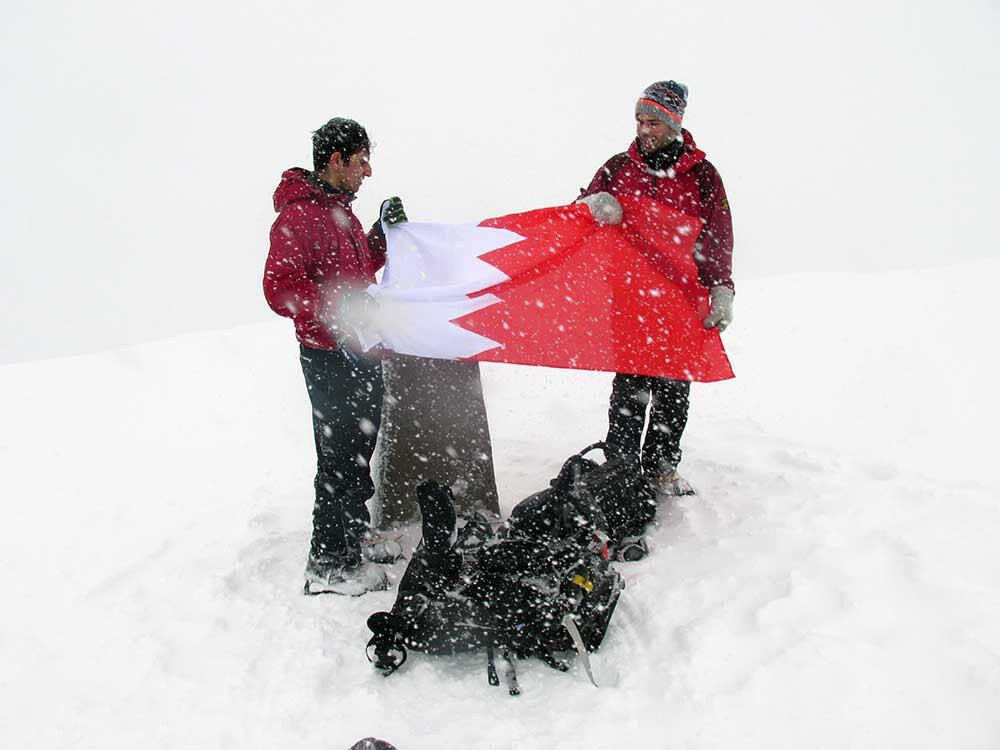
[357,195,733,382]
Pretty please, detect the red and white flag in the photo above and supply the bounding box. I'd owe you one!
[357,196,734,382]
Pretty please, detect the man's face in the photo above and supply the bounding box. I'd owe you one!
[636,114,678,156]
[326,149,372,193]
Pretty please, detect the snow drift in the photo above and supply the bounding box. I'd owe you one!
[1,261,998,749]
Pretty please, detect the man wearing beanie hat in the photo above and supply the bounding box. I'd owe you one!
[576,80,734,497]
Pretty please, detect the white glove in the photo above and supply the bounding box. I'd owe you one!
[702,285,734,332]
[318,286,380,353]
[577,192,622,225]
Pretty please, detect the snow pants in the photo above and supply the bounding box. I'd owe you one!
[299,345,384,568]
[606,373,690,475]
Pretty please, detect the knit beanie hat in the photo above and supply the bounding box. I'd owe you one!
[636,80,688,132]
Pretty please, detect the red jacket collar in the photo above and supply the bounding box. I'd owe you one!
[272,167,356,212]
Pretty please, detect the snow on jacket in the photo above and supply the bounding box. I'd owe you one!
[264,168,387,351]
[581,130,734,290]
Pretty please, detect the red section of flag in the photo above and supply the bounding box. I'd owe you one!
[455,196,734,382]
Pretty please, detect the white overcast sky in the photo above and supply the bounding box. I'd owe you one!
[2,0,997,364]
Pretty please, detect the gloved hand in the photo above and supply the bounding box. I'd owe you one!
[318,287,379,362]
[576,192,622,225]
[702,285,734,332]
[380,196,408,227]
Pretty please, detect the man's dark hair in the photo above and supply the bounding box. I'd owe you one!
[312,117,370,172]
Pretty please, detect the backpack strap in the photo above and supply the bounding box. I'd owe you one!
[537,650,571,672]
[486,646,500,686]
[577,441,624,461]
[500,650,520,696]
[553,454,595,492]
[562,613,599,688]
[554,442,624,492]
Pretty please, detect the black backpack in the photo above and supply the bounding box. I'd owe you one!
[366,480,624,693]
[505,442,656,558]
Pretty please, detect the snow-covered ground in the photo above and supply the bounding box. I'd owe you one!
[2,261,999,749]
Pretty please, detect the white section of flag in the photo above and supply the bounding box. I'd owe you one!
[354,221,524,359]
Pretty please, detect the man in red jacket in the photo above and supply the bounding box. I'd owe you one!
[577,81,735,497]
[264,117,407,595]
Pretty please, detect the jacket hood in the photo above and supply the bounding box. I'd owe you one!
[629,129,705,175]
[272,168,355,213]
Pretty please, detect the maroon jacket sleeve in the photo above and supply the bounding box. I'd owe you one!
[692,161,734,291]
[263,204,323,325]
[578,154,629,199]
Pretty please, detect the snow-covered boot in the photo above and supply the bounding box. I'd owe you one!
[360,532,404,564]
[650,467,696,498]
[304,555,388,596]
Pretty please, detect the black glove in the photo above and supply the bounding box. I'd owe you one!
[380,196,408,227]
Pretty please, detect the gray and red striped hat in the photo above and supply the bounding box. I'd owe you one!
[635,80,688,132]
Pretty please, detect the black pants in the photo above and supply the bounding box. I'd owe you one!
[299,345,384,568]
[606,374,690,476]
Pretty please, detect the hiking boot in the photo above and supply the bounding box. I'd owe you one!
[304,555,389,596]
[360,532,404,564]
[650,468,696,498]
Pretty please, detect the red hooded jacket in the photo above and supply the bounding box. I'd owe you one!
[264,168,386,350]
[581,130,733,290]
